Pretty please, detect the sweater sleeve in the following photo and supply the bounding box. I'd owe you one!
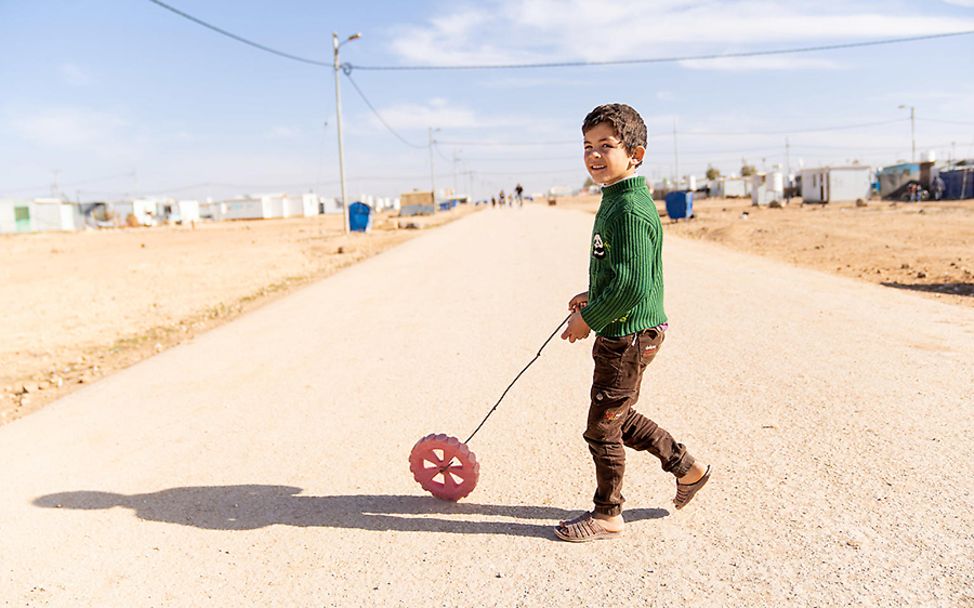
[580,213,654,333]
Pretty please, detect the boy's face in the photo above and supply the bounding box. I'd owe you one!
[583,122,645,186]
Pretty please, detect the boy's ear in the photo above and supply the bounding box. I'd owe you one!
[631,145,646,166]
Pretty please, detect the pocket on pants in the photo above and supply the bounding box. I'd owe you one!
[637,328,665,367]
[592,334,636,389]
[586,385,636,442]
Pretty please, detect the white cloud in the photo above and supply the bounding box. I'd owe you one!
[267,126,299,139]
[477,76,593,89]
[9,107,129,151]
[368,98,516,130]
[386,1,974,68]
[59,63,90,86]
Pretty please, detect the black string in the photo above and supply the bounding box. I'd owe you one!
[464,314,572,445]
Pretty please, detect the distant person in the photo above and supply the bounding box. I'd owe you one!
[556,103,710,542]
[931,175,945,201]
[491,196,497,208]
[515,183,524,207]
[499,190,506,207]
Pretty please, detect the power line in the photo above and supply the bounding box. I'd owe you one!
[342,70,427,148]
[5,172,137,194]
[145,0,328,67]
[675,118,909,136]
[918,117,974,126]
[435,118,911,148]
[350,31,974,71]
[432,142,452,163]
[437,139,577,146]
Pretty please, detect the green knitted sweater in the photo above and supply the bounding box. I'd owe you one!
[579,176,667,337]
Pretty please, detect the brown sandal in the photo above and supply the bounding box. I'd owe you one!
[673,465,712,510]
[554,513,624,542]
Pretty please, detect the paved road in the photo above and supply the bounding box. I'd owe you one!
[2,206,972,607]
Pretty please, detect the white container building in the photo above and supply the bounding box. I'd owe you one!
[800,166,871,203]
[752,171,785,205]
[0,199,29,233]
[715,176,751,198]
[30,198,77,231]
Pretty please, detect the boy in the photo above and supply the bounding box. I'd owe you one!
[555,104,710,542]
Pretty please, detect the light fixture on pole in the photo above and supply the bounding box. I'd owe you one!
[333,32,361,234]
[898,104,916,163]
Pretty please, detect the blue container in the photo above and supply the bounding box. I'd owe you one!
[664,191,693,220]
[941,168,974,200]
[348,202,372,232]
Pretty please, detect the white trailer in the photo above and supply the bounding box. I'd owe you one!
[801,166,871,203]
[30,199,77,231]
[752,171,785,205]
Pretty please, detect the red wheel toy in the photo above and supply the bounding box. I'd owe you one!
[409,434,479,502]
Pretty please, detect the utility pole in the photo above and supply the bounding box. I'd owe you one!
[785,136,791,203]
[428,127,437,214]
[51,169,60,198]
[899,104,916,163]
[452,150,460,196]
[785,137,791,176]
[332,32,361,234]
[672,118,679,189]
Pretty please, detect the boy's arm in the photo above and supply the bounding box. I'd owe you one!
[579,214,654,333]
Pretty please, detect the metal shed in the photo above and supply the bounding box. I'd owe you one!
[940,167,974,200]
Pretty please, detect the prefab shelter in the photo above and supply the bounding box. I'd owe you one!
[716,176,750,198]
[110,199,157,226]
[751,171,784,206]
[218,195,275,220]
[319,196,342,214]
[174,200,200,223]
[877,163,919,199]
[800,166,871,203]
[0,199,31,233]
[300,193,321,217]
[30,198,77,231]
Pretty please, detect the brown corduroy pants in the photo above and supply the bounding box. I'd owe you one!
[584,327,694,516]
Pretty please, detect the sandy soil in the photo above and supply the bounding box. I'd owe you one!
[557,195,974,307]
[0,207,478,423]
[2,206,971,606]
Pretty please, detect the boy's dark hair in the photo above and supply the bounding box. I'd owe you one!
[582,103,647,166]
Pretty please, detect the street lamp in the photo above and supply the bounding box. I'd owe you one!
[898,104,916,163]
[333,32,361,234]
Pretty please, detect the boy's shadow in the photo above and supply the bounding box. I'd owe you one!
[33,485,668,540]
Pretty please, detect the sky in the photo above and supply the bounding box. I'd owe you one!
[2,0,973,202]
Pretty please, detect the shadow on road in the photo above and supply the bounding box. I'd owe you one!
[33,485,668,540]
[881,281,974,297]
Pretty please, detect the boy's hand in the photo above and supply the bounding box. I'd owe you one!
[568,291,589,313]
[560,311,591,343]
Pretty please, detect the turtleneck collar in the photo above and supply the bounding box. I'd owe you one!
[602,175,646,196]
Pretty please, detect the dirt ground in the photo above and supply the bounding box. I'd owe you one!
[5,194,973,425]
[558,194,974,306]
[0,206,478,423]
